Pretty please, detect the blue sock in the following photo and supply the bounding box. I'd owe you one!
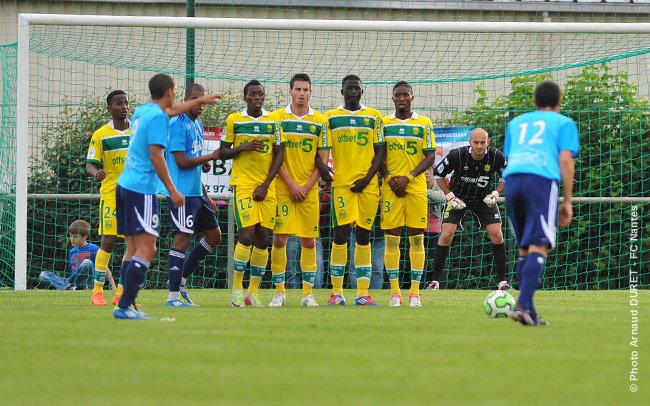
[118,256,149,309]
[183,238,215,279]
[515,256,527,289]
[168,248,185,292]
[517,252,545,317]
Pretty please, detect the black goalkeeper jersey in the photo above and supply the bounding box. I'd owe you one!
[434,146,506,202]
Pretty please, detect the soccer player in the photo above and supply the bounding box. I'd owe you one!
[504,81,579,326]
[86,90,130,306]
[381,81,436,307]
[323,74,386,306]
[161,83,222,307]
[269,73,329,307]
[220,80,284,308]
[113,73,220,320]
[430,128,512,291]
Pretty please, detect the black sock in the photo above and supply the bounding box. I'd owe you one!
[432,244,450,282]
[493,242,507,282]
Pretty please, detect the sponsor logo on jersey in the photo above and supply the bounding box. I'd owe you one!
[364,118,370,126]
[310,125,317,134]
[297,124,303,131]
[122,139,129,146]
[254,125,260,132]
[350,118,356,125]
[484,164,491,172]
[413,127,419,136]
[267,124,273,133]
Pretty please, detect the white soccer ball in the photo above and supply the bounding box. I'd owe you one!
[483,290,516,318]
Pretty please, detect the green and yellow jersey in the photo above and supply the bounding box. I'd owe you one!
[325,104,384,188]
[86,120,131,198]
[225,108,283,187]
[382,111,436,192]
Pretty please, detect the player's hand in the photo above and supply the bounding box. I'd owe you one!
[169,189,185,209]
[200,93,222,105]
[483,191,499,207]
[93,170,107,181]
[202,162,211,173]
[559,200,573,228]
[288,180,306,202]
[389,176,410,197]
[252,184,269,201]
[445,191,466,210]
[350,176,370,193]
[315,158,334,183]
[240,140,265,152]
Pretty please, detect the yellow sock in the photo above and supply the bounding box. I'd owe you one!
[115,284,123,297]
[330,242,347,295]
[233,242,252,291]
[301,246,317,297]
[93,249,111,294]
[355,243,371,297]
[271,245,287,294]
[385,235,401,295]
[247,247,268,295]
[409,234,426,295]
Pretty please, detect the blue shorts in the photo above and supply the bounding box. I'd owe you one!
[505,174,558,250]
[168,195,220,235]
[116,185,160,237]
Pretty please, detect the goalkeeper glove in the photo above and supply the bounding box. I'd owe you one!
[483,190,499,207]
[445,191,466,210]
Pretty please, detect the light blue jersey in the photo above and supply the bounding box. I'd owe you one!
[503,110,579,182]
[160,113,204,197]
[118,103,169,194]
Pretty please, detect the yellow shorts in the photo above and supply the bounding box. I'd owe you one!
[98,198,124,237]
[233,184,277,230]
[331,181,379,230]
[380,186,428,230]
[275,185,319,238]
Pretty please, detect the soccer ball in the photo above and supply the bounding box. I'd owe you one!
[483,290,516,318]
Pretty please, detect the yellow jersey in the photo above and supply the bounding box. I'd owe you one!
[382,111,436,192]
[325,104,384,188]
[86,120,131,198]
[273,105,328,187]
[225,108,283,187]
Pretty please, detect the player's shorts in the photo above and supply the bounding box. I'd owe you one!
[232,183,277,230]
[116,184,160,237]
[331,181,380,230]
[168,195,220,235]
[505,173,558,250]
[441,199,502,232]
[380,186,428,230]
[98,197,124,238]
[275,184,319,238]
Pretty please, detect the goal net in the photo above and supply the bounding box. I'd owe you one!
[2,15,648,290]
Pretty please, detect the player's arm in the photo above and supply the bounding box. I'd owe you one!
[278,165,306,202]
[315,149,333,182]
[484,152,506,207]
[173,150,220,169]
[165,94,222,117]
[151,144,184,208]
[559,150,575,228]
[350,143,386,193]
[219,140,265,161]
[434,149,465,209]
[252,144,284,201]
[390,150,436,196]
[85,162,106,181]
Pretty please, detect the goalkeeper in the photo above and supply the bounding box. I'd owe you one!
[429,128,512,291]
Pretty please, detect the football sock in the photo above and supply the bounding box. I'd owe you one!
[354,243,372,297]
[493,242,507,282]
[330,242,347,295]
[301,246,317,297]
[515,255,527,288]
[115,258,129,298]
[167,248,185,292]
[247,246,268,295]
[518,252,545,317]
[233,242,251,291]
[270,244,287,294]
[183,238,214,279]
[432,243,450,282]
[409,235,425,295]
[118,256,148,309]
[93,249,111,294]
[385,235,401,295]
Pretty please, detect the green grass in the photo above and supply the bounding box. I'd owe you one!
[0,289,646,406]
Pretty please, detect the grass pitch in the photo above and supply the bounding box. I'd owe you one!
[0,289,645,406]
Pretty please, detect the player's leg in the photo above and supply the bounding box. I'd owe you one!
[404,191,428,306]
[326,187,356,305]
[244,224,271,307]
[269,233,289,306]
[166,231,196,307]
[430,218,460,290]
[484,223,511,290]
[384,228,402,306]
[299,237,319,306]
[92,234,117,306]
[353,185,380,306]
[231,186,259,307]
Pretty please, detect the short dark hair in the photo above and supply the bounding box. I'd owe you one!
[149,73,175,100]
[244,80,264,97]
[535,81,561,108]
[106,90,126,107]
[290,73,311,89]
[392,81,413,94]
[342,74,361,87]
[185,83,205,98]
[69,220,90,237]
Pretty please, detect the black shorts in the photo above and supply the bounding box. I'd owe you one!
[441,200,501,232]
[168,195,219,235]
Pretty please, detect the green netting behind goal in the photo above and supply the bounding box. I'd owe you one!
[1,22,648,290]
